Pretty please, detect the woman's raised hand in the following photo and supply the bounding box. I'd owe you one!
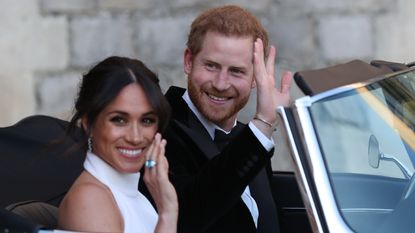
[144,133,178,233]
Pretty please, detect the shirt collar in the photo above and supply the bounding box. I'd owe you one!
[182,90,236,139]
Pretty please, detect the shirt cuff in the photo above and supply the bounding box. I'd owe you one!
[248,121,275,152]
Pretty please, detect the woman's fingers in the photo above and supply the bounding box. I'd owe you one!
[145,134,170,184]
[143,134,177,215]
[156,139,168,177]
[145,135,156,164]
[145,133,161,171]
[150,134,161,173]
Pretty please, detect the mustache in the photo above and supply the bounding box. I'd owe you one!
[203,87,234,97]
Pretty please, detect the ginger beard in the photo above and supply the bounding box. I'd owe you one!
[187,78,250,127]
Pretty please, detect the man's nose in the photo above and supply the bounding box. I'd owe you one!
[212,70,230,90]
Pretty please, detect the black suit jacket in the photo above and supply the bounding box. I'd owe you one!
[162,87,279,233]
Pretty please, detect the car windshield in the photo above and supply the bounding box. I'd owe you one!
[309,69,415,233]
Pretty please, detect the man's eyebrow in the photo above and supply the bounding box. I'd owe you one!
[202,59,248,70]
[230,65,247,71]
[201,58,219,65]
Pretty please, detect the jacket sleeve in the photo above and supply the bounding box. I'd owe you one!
[164,124,274,232]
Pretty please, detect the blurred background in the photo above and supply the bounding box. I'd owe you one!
[1,0,414,170]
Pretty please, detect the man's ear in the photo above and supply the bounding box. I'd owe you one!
[184,48,193,75]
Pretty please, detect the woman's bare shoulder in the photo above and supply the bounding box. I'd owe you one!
[58,172,123,232]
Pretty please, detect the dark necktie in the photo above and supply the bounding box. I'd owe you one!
[214,129,234,151]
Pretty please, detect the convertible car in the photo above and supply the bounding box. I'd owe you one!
[1,59,414,233]
[274,59,415,233]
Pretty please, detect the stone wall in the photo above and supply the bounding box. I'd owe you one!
[1,0,415,170]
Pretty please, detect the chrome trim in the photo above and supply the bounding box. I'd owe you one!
[278,107,324,233]
[293,104,353,233]
[295,96,313,108]
[341,208,393,214]
[295,86,353,107]
[381,153,412,179]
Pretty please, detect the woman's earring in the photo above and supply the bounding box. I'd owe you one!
[88,137,93,152]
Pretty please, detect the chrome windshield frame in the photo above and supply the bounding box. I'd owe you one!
[291,96,353,233]
[280,67,415,232]
[278,107,324,232]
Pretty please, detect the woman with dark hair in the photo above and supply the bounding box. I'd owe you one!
[58,56,177,233]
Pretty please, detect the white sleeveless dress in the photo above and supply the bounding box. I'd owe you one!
[84,152,158,233]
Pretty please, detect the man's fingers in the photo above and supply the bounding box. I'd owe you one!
[253,38,267,82]
[265,45,276,77]
[280,71,293,94]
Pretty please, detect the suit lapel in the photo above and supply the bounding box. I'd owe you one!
[173,119,219,159]
[166,86,219,159]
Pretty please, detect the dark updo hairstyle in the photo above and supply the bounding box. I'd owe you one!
[67,56,171,150]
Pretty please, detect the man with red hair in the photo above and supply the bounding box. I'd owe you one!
[161,5,292,233]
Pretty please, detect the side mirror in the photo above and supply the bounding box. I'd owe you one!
[368,134,412,179]
[368,134,381,168]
